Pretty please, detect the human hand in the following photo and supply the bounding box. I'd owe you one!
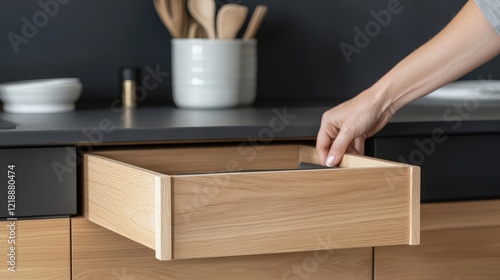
[316,91,395,167]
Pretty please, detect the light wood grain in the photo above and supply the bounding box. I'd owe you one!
[172,167,413,259]
[84,154,172,260]
[85,144,419,260]
[409,165,421,245]
[155,175,172,260]
[72,217,372,280]
[375,200,500,280]
[92,144,299,174]
[421,199,500,231]
[0,218,70,280]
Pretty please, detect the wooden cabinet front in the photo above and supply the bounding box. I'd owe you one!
[72,217,373,280]
[375,200,500,279]
[0,218,70,280]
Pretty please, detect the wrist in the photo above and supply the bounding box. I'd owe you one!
[359,81,398,116]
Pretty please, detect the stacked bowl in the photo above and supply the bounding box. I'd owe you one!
[0,78,82,114]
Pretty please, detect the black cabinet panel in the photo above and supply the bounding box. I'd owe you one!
[372,135,500,202]
[0,147,76,218]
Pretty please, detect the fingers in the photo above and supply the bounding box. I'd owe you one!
[325,129,353,167]
[316,123,335,165]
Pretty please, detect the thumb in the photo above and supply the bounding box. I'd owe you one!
[325,129,353,167]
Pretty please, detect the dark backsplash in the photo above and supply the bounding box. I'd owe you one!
[2,0,497,107]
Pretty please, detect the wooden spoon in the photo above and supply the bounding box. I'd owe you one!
[188,19,200,38]
[153,0,181,38]
[188,0,217,39]
[243,5,268,40]
[217,4,249,39]
[170,0,189,38]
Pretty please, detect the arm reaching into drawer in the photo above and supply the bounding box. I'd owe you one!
[317,0,500,167]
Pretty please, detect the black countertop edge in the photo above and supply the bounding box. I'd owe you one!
[0,104,498,147]
[375,120,500,138]
[0,126,319,148]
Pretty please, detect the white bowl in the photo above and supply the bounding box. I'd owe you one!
[0,79,82,114]
[1,78,80,88]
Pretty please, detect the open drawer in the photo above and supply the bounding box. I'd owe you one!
[83,144,420,261]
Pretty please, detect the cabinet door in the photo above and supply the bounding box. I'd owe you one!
[72,217,372,280]
[375,200,500,279]
[0,218,70,280]
[84,144,420,260]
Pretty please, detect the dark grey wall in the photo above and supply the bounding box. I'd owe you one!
[1,0,497,106]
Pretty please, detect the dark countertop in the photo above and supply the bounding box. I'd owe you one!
[0,102,499,147]
[1,101,499,203]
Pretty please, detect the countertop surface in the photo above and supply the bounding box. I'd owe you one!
[1,102,499,203]
[0,102,499,147]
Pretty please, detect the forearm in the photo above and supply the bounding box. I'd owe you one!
[370,0,500,113]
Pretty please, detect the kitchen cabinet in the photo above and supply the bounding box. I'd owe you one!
[370,135,500,201]
[83,143,419,260]
[71,217,373,280]
[374,200,500,279]
[0,218,70,280]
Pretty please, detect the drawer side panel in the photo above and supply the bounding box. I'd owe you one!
[85,155,159,249]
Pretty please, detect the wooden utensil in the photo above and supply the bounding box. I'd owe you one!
[187,19,200,38]
[153,0,181,38]
[243,5,268,40]
[170,0,189,38]
[217,4,249,39]
[188,0,217,39]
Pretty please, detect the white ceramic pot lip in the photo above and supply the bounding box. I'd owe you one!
[172,38,256,44]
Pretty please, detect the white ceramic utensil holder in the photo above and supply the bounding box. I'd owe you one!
[240,40,257,106]
[172,39,257,109]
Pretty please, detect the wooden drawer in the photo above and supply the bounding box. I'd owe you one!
[0,218,70,279]
[72,217,373,280]
[83,144,420,261]
[375,200,500,279]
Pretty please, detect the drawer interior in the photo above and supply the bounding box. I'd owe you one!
[92,144,399,175]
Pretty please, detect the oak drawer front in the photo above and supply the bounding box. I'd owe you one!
[72,217,373,280]
[0,218,70,279]
[374,200,500,279]
[84,144,420,261]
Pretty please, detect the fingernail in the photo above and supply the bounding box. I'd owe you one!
[326,155,335,167]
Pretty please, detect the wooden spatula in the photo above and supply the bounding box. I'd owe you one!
[243,5,268,40]
[217,4,249,39]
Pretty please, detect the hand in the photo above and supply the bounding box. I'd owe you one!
[316,90,395,167]
[316,1,500,167]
